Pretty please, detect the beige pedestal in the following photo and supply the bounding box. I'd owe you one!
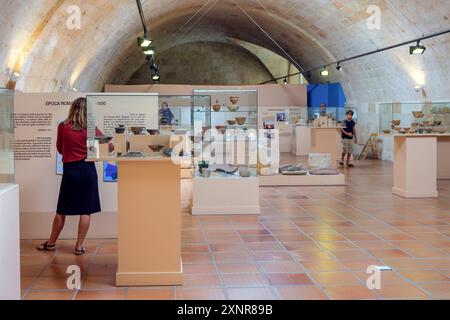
[310,128,342,168]
[437,136,450,180]
[393,135,438,198]
[116,158,182,286]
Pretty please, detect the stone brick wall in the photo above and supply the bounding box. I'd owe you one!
[127,42,274,85]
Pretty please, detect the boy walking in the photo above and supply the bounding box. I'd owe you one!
[340,110,357,168]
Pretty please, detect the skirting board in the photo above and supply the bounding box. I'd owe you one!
[20,211,117,239]
[192,206,261,216]
[259,174,345,186]
[392,187,438,199]
[116,270,183,287]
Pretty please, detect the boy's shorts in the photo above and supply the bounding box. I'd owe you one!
[342,139,354,154]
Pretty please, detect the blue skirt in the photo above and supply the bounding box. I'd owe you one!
[57,160,101,215]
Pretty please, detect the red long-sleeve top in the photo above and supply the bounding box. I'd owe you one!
[56,122,89,163]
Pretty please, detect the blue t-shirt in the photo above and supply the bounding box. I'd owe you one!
[342,119,356,140]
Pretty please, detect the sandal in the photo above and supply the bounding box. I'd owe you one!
[37,241,56,252]
[75,247,86,256]
[347,164,355,168]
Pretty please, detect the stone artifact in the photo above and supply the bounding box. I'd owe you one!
[279,164,308,175]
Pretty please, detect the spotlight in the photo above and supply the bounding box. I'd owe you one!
[152,74,160,81]
[414,84,423,92]
[410,41,426,55]
[284,78,288,84]
[142,47,156,55]
[336,63,342,71]
[305,71,312,79]
[137,36,153,48]
[320,68,329,77]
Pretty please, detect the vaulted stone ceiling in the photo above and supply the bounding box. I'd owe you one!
[1,0,449,104]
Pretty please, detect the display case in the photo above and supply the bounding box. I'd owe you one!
[158,95,210,134]
[307,106,353,127]
[260,106,308,127]
[379,102,450,135]
[86,94,210,161]
[0,88,14,183]
[192,89,259,179]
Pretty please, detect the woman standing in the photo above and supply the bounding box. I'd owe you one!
[37,97,101,256]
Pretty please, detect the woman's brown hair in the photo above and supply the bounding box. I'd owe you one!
[64,97,87,131]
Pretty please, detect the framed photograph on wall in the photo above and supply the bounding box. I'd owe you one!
[276,112,286,122]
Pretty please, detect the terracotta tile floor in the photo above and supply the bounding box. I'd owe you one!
[21,160,450,300]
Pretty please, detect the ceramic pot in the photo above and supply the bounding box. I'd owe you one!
[227,105,239,112]
[412,111,424,118]
[215,126,226,134]
[130,127,145,135]
[227,120,236,126]
[148,144,164,152]
[147,129,159,135]
[229,96,239,105]
[115,125,126,134]
[235,117,247,125]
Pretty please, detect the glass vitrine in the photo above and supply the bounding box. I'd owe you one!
[0,88,14,183]
[192,89,259,179]
[260,106,308,126]
[86,94,211,161]
[379,102,450,134]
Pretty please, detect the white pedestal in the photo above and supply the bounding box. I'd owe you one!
[0,184,20,300]
[437,136,450,180]
[292,125,311,156]
[192,175,260,215]
[393,135,438,198]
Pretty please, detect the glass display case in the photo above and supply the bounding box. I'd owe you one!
[260,106,308,127]
[192,89,259,179]
[158,95,210,134]
[0,88,14,183]
[307,106,353,126]
[379,102,450,134]
[86,94,211,161]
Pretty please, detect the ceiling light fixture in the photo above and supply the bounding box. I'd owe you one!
[260,27,450,85]
[142,47,156,55]
[336,63,342,71]
[410,41,426,55]
[137,36,153,48]
[284,78,288,84]
[320,68,329,77]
